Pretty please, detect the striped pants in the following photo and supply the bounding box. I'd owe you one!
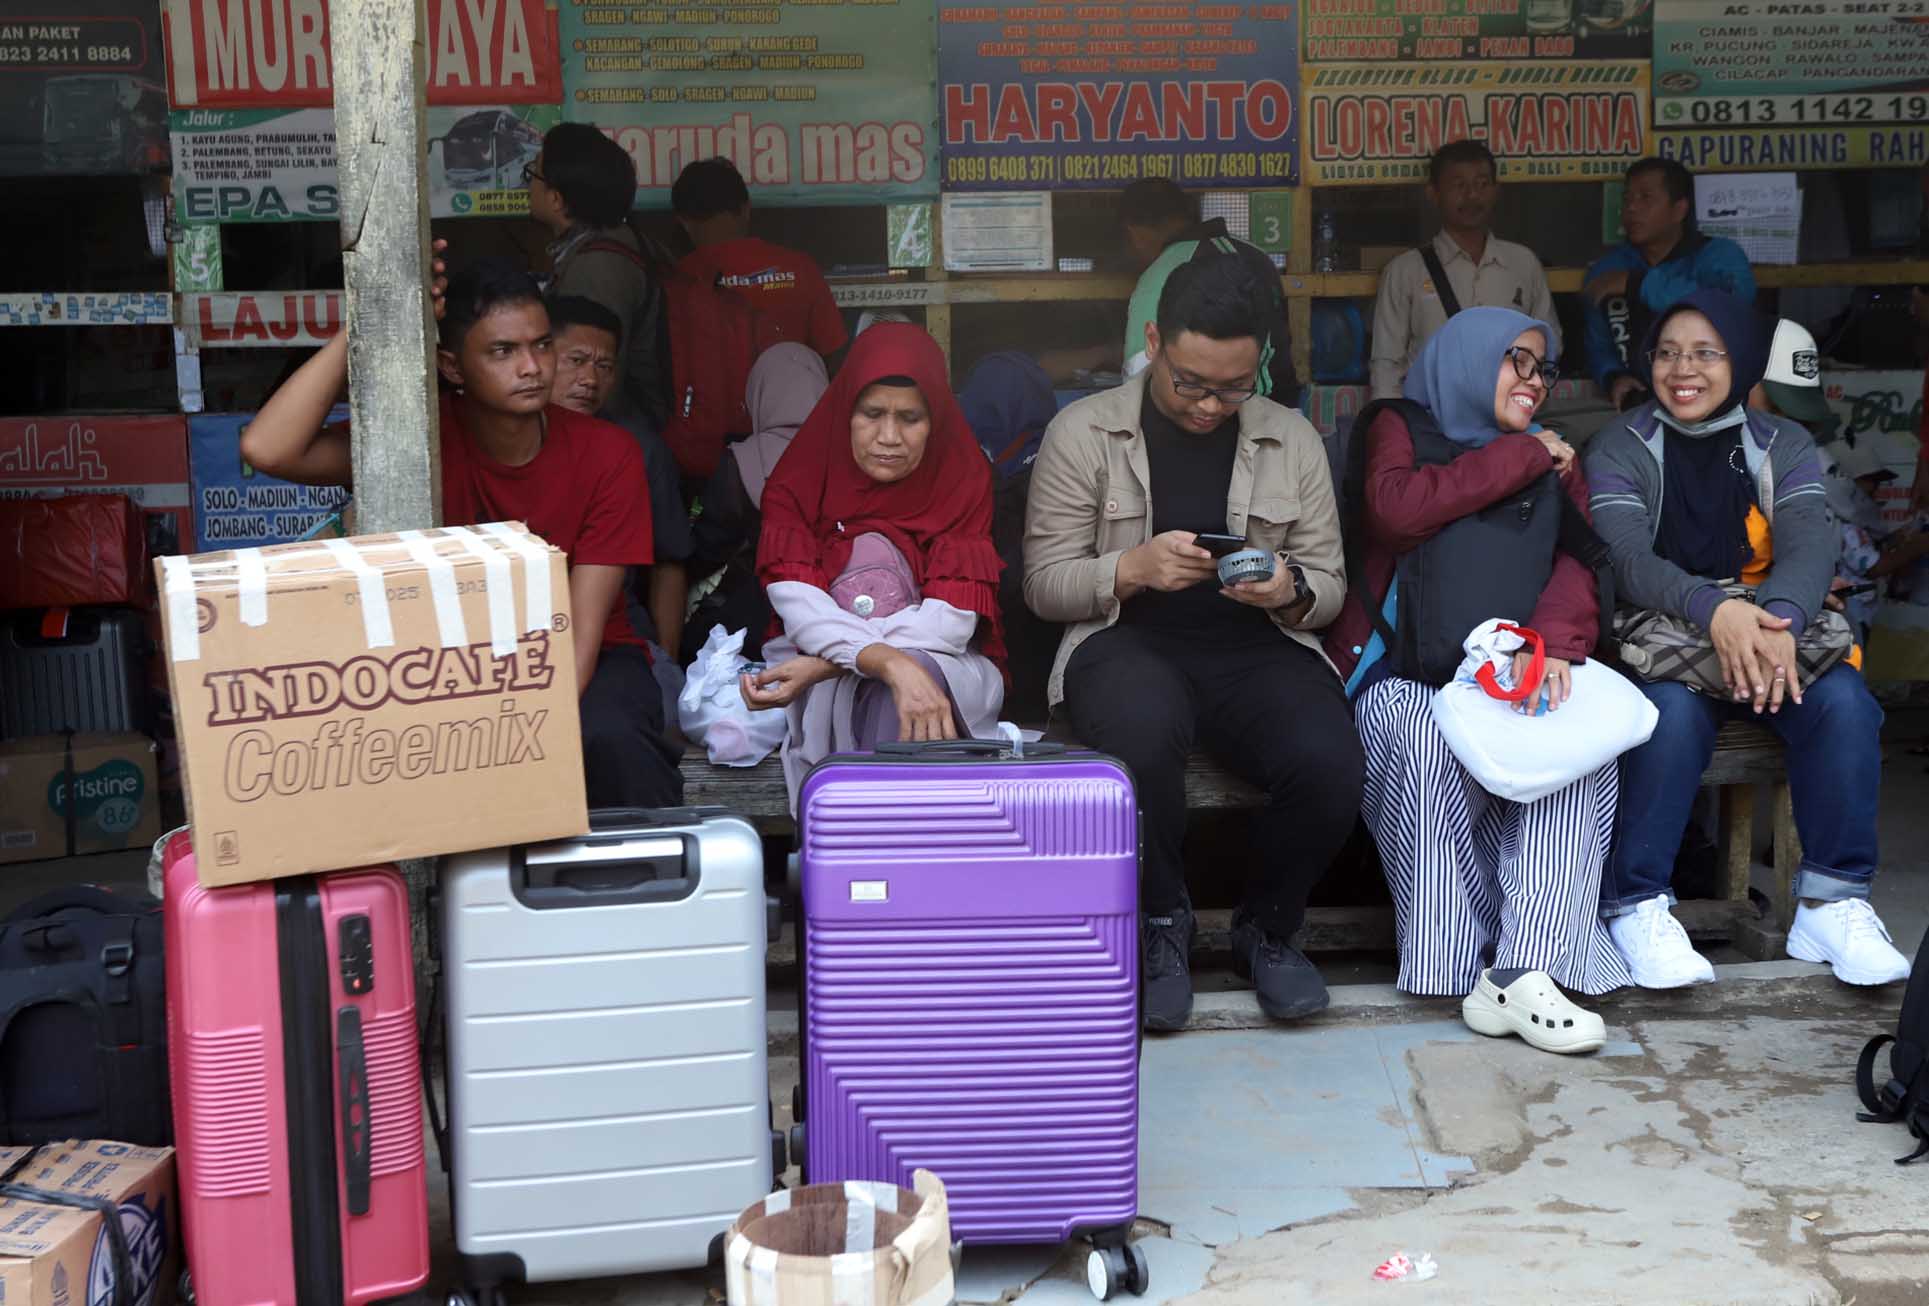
[1355,677,1631,997]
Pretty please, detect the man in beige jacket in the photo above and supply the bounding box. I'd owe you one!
[1024,255,1365,1032]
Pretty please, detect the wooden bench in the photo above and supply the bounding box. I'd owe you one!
[681,720,1796,963]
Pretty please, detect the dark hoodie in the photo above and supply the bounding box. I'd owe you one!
[1583,289,1833,635]
[1642,290,1773,583]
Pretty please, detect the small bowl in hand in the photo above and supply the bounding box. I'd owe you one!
[1217,548,1275,587]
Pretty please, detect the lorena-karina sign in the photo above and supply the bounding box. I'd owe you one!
[938,2,1300,191]
[561,0,937,205]
[160,0,561,107]
[1302,60,1650,184]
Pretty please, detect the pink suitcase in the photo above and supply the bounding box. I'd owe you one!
[163,832,430,1305]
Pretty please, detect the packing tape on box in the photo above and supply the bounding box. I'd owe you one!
[844,1188,876,1255]
[443,525,519,656]
[235,547,269,627]
[479,520,554,632]
[161,555,200,662]
[727,1243,881,1306]
[323,538,396,649]
[742,1242,780,1306]
[398,529,469,649]
[851,1181,898,1214]
[829,1252,880,1306]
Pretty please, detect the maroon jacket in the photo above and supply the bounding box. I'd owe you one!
[1324,408,1600,683]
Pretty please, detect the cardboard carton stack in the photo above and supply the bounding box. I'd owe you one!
[154,523,589,885]
[0,1140,178,1306]
[0,734,162,866]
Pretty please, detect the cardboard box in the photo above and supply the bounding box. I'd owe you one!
[0,1140,177,1306]
[724,1171,953,1306]
[0,734,162,866]
[155,523,587,886]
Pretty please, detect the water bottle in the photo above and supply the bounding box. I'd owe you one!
[1314,210,1339,273]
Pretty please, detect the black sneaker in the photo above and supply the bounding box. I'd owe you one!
[1140,908,1196,1033]
[1230,911,1329,1021]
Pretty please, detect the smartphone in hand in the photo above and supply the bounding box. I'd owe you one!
[1193,533,1247,558]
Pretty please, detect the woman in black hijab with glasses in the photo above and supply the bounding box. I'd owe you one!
[1585,289,1910,992]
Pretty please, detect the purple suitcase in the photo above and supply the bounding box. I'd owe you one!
[797,740,1147,1296]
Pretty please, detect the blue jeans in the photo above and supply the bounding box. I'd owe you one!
[1603,664,1883,917]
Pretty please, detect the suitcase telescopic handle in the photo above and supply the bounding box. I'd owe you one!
[513,834,701,909]
[874,738,1067,759]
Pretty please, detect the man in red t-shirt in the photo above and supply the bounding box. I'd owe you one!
[671,156,848,357]
[240,259,682,809]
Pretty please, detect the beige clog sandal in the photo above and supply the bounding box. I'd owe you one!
[1461,969,1606,1055]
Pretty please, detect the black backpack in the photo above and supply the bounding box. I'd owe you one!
[0,886,170,1146]
[1338,398,1616,687]
[1855,927,1929,1164]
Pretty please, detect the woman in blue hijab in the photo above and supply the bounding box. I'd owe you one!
[1325,307,1630,1052]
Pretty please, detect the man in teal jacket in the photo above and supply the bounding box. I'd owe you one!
[1120,178,1300,407]
[1584,156,1755,411]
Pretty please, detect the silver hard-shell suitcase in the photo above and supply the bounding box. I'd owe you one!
[0,606,145,737]
[436,808,780,1301]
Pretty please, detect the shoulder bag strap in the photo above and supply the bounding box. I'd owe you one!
[1418,244,1464,320]
[1554,490,1619,661]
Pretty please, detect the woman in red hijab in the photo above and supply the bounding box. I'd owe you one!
[742,322,1006,805]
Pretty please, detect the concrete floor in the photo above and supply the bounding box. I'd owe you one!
[11,719,1929,1305]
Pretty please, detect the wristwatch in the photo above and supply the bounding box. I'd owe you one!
[1278,554,1308,608]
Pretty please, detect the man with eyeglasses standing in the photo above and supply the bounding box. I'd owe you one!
[527,124,672,429]
[1024,254,1364,1032]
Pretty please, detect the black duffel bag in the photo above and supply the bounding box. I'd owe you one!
[0,886,169,1146]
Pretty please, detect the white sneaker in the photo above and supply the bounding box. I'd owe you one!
[1787,899,1912,986]
[1608,895,1717,989]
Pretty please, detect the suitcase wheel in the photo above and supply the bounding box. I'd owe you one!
[449,1288,507,1306]
[1085,1243,1149,1301]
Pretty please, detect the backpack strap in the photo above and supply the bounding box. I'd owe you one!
[1417,244,1464,319]
[1892,1063,1929,1165]
[4,884,155,924]
[576,237,651,274]
[1341,398,1440,657]
[1856,1032,1929,1163]
[1857,1034,1902,1121]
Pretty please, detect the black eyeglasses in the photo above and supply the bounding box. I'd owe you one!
[1504,346,1559,386]
[1168,368,1257,406]
[521,162,545,186]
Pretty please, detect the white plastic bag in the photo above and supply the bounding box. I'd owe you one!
[1430,619,1658,804]
[677,625,788,767]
